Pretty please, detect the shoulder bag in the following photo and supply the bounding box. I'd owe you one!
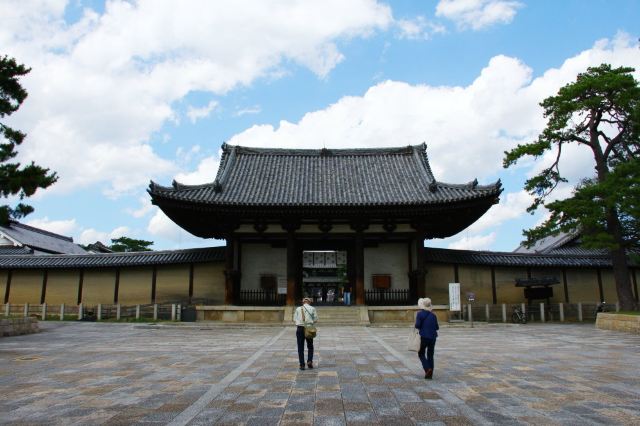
[302,306,317,339]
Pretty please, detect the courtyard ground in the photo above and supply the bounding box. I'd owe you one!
[1,322,639,425]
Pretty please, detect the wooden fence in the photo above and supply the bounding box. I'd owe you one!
[365,289,410,306]
[237,290,286,306]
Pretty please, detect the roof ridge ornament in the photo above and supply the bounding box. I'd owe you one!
[428,182,437,193]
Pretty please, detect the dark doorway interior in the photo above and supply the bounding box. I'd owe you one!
[301,249,349,306]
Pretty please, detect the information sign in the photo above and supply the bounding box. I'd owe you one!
[277,277,287,295]
[449,283,461,311]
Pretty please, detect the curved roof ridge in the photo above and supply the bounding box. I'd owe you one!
[229,144,420,156]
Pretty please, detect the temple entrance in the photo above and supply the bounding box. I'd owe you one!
[302,250,349,306]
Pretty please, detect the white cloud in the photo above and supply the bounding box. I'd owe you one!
[227,34,640,188]
[435,0,522,30]
[396,16,446,40]
[174,155,220,185]
[187,100,218,123]
[448,232,496,250]
[78,225,129,246]
[24,217,78,237]
[126,195,154,218]
[1,0,393,197]
[235,105,262,117]
[468,190,533,233]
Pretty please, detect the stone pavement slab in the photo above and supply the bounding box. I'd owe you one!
[0,322,639,425]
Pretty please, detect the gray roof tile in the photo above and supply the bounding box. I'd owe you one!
[0,221,87,254]
[0,247,224,269]
[149,144,501,207]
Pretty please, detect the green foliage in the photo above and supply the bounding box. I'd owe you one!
[110,236,154,252]
[0,55,57,225]
[503,64,640,248]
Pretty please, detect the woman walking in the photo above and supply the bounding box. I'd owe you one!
[415,297,439,379]
[294,297,318,370]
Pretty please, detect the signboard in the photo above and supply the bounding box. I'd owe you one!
[449,283,461,311]
[467,292,475,302]
[277,277,287,295]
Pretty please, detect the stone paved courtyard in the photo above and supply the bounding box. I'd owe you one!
[1,322,639,425]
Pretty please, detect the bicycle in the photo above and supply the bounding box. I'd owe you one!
[511,306,527,324]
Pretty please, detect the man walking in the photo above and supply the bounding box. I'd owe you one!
[294,297,318,370]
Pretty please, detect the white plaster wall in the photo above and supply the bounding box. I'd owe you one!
[240,244,286,290]
[364,243,410,289]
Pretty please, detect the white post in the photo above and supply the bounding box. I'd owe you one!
[485,304,490,322]
[153,304,158,321]
[177,304,181,321]
[78,303,83,320]
[171,304,176,321]
[97,304,102,321]
[5,303,10,317]
[540,302,545,323]
[615,302,620,312]
[116,304,121,320]
[521,303,527,321]
[502,303,507,323]
[135,304,140,320]
[559,303,564,322]
[468,303,473,327]
[24,303,29,317]
[60,303,65,321]
[578,302,583,322]
[41,303,47,320]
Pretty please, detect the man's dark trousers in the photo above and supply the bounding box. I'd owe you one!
[296,326,314,366]
[418,337,435,370]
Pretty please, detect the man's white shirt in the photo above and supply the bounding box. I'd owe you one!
[294,304,318,326]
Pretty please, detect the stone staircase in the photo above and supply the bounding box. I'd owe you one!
[314,306,370,326]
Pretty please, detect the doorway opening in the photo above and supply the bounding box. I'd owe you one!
[302,250,348,306]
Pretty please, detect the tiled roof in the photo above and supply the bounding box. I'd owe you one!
[0,246,34,255]
[425,247,624,268]
[0,221,87,254]
[149,144,502,208]
[0,247,225,269]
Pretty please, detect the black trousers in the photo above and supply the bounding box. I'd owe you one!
[418,337,436,370]
[296,326,314,366]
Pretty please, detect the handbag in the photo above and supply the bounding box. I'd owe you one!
[302,306,317,339]
[407,328,421,352]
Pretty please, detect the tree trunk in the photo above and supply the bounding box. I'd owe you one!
[607,209,637,310]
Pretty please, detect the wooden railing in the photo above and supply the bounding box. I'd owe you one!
[365,289,410,306]
[237,290,286,306]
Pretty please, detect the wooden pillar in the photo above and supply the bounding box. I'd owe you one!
[113,268,120,304]
[40,270,49,304]
[224,237,235,305]
[188,263,194,304]
[151,265,157,304]
[77,270,84,305]
[562,268,569,303]
[596,268,604,302]
[490,266,497,304]
[454,263,459,283]
[283,222,300,306]
[414,236,426,299]
[355,231,365,305]
[4,270,12,304]
[632,268,638,302]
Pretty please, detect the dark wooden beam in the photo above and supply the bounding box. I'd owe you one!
[188,263,194,304]
[354,231,365,305]
[151,265,157,304]
[114,268,120,304]
[633,268,638,302]
[490,266,497,304]
[454,264,459,283]
[77,270,84,305]
[286,231,297,306]
[40,270,48,304]
[596,268,604,303]
[562,268,569,303]
[4,270,12,304]
[224,237,235,305]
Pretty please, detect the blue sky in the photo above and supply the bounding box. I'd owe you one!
[1,0,639,251]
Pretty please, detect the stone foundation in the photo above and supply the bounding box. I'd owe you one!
[197,306,284,323]
[596,313,640,334]
[1,317,39,337]
[367,306,449,324]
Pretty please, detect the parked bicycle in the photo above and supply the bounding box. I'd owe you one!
[512,306,527,324]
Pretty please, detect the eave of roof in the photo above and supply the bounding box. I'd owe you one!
[0,247,225,269]
[148,143,502,209]
[425,247,631,268]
